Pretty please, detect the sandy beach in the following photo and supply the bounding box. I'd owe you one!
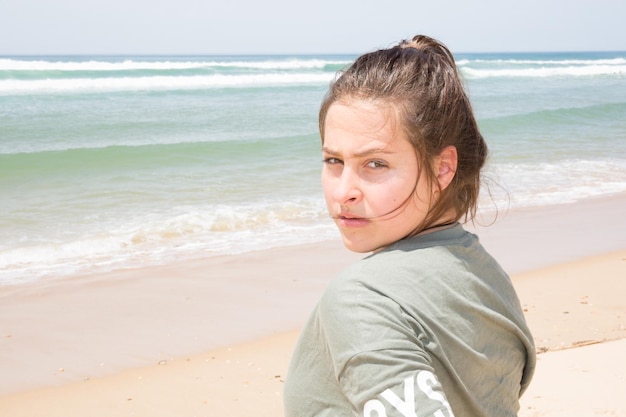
[1,194,625,416]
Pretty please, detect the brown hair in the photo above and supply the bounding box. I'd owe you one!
[319,35,487,232]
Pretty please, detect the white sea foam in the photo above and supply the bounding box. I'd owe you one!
[482,158,626,209]
[457,57,626,66]
[461,64,626,79]
[0,73,335,95]
[0,58,350,71]
[0,199,336,285]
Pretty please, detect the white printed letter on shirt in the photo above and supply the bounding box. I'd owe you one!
[362,370,455,417]
[416,371,455,417]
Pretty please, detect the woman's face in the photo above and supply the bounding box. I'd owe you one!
[322,99,435,253]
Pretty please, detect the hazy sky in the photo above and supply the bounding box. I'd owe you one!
[1,0,625,55]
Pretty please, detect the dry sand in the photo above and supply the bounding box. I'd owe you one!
[0,194,625,416]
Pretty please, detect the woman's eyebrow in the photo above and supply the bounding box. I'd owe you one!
[322,146,394,158]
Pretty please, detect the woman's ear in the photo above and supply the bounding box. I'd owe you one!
[436,146,457,190]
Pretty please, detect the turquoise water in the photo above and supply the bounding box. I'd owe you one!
[1,52,625,284]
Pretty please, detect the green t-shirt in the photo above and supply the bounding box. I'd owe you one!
[284,224,535,417]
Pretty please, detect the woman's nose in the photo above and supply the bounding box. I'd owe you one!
[334,167,362,205]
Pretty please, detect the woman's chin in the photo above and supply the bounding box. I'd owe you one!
[340,235,378,254]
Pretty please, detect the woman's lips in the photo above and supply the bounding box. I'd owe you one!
[336,214,370,228]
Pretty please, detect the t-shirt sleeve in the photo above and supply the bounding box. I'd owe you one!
[341,350,456,417]
[318,277,457,417]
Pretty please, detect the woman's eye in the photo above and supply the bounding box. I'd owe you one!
[323,157,342,165]
[367,160,388,169]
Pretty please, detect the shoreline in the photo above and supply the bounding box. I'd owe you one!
[1,193,625,415]
[2,191,624,288]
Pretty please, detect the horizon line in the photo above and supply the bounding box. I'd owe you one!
[1,49,625,57]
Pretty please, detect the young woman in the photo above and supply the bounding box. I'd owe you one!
[283,35,535,417]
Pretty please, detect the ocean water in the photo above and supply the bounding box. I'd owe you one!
[1,52,625,285]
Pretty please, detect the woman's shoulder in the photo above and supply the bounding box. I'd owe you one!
[339,224,480,280]
[322,223,511,309]
[321,238,461,306]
